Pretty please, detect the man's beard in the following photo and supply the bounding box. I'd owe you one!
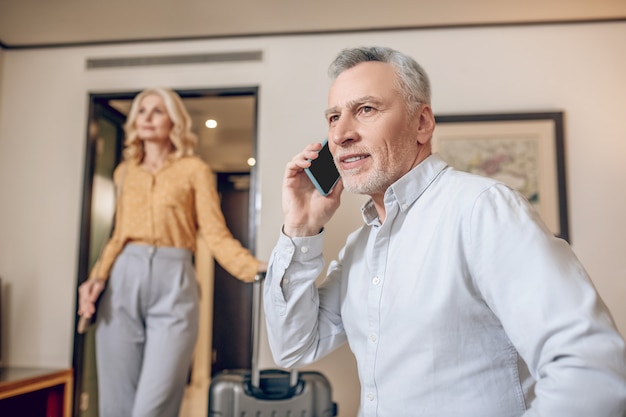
[340,162,394,195]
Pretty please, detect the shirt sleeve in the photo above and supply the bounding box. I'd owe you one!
[263,229,348,368]
[88,162,129,282]
[468,183,626,416]
[193,162,259,282]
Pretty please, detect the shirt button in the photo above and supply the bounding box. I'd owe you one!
[367,392,375,401]
[372,276,380,285]
[369,334,377,342]
[282,278,290,286]
[286,246,294,254]
[300,246,309,254]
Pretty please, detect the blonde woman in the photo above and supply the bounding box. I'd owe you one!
[78,87,266,417]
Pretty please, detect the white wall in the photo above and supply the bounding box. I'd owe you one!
[0,22,625,416]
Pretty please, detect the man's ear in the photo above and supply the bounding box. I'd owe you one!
[415,104,435,145]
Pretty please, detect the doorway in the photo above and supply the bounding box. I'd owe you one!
[72,87,260,417]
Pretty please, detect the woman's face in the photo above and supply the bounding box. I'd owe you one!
[135,94,174,143]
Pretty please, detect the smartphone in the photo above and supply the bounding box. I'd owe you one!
[304,139,341,196]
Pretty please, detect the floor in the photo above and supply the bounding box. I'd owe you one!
[178,382,209,417]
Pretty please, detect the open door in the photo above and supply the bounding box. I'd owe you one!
[211,172,254,376]
[73,96,126,416]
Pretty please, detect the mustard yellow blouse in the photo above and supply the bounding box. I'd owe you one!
[89,155,260,283]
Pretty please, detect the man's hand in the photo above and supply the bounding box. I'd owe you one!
[283,142,343,237]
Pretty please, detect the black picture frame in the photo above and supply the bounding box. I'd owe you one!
[433,112,569,242]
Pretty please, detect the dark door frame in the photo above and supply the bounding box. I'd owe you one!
[72,86,260,416]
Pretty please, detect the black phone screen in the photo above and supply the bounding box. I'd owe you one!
[305,141,340,196]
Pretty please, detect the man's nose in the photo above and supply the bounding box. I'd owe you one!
[329,116,358,146]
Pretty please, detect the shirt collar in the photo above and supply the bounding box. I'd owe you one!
[131,153,178,172]
[361,153,449,225]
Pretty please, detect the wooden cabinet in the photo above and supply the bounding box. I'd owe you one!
[0,367,73,417]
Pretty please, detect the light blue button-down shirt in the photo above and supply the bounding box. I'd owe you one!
[264,154,626,417]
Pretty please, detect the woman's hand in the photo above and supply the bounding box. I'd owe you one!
[77,278,106,319]
[257,260,268,273]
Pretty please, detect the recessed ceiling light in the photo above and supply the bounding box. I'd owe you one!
[205,119,217,129]
[247,157,256,167]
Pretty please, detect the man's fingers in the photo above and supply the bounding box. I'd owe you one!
[285,143,326,177]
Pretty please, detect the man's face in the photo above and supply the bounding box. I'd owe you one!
[325,61,431,199]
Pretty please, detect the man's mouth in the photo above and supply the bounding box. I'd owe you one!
[343,155,367,163]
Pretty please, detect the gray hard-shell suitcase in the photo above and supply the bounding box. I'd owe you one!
[208,273,338,417]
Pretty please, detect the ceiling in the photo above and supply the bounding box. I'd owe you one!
[0,0,624,48]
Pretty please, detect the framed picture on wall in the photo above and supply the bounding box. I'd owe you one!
[432,112,569,242]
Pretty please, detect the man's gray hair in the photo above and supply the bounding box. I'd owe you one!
[328,46,431,114]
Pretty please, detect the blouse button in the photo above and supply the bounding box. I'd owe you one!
[367,392,375,401]
[300,246,309,254]
[372,276,380,285]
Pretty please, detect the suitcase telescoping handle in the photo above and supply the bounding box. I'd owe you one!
[250,272,264,388]
[250,272,299,389]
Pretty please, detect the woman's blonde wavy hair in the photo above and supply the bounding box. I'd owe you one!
[123,87,198,162]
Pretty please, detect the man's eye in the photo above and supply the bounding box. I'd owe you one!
[361,106,374,114]
[328,115,339,123]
